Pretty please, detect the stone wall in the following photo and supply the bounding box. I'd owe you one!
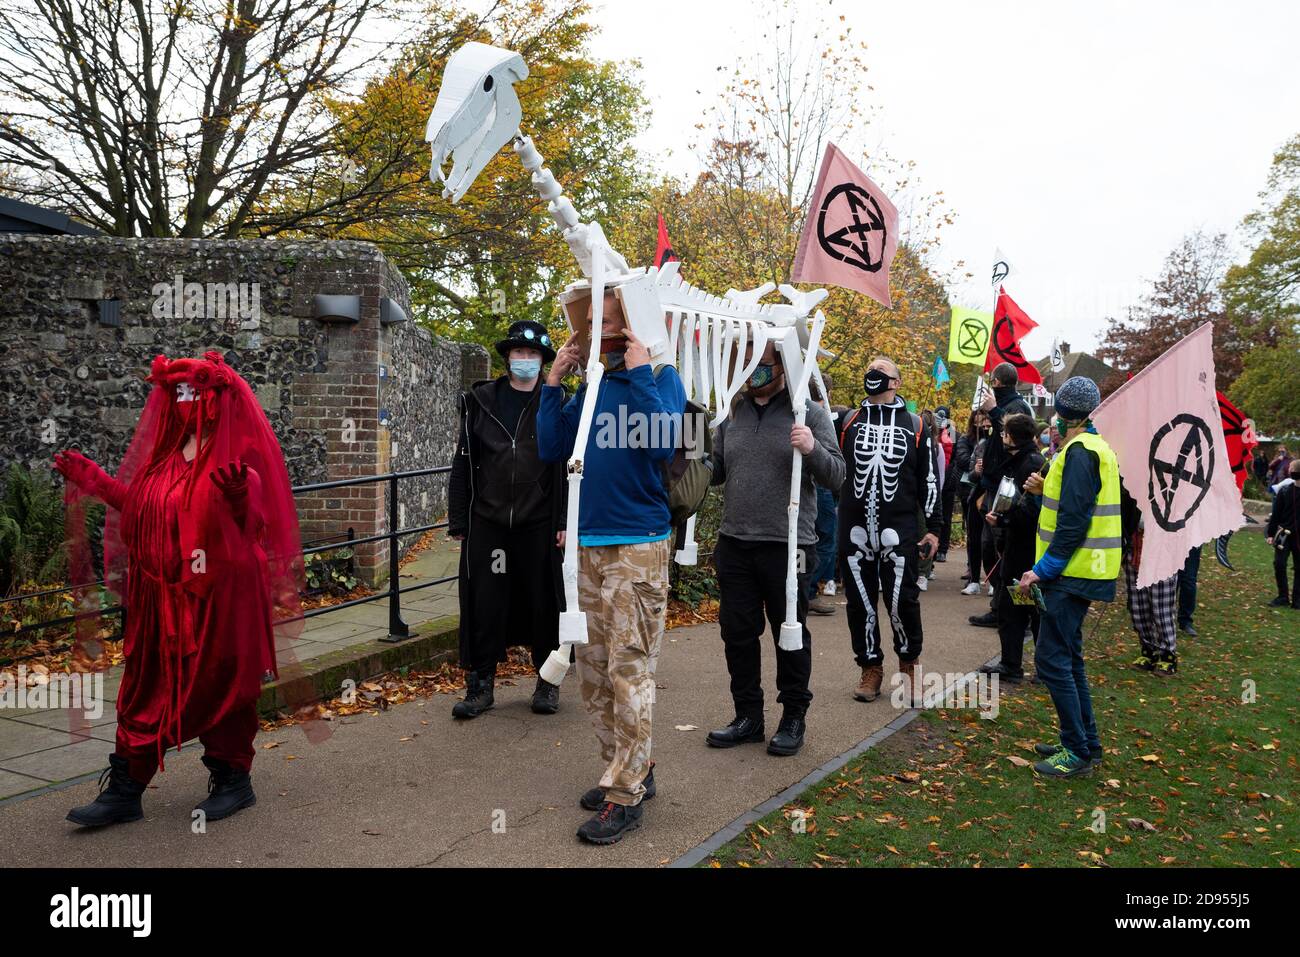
[0,235,487,586]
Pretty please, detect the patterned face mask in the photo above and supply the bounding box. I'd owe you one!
[748,363,776,389]
[863,370,892,395]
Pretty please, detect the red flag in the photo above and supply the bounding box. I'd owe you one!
[791,142,898,308]
[1216,391,1257,495]
[985,288,1042,384]
[654,213,679,270]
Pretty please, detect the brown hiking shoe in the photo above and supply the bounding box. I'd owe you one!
[807,596,836,616]
[899,660,923,707]
[854,664,883,702]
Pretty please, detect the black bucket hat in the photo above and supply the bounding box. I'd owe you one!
[494,320,556,363]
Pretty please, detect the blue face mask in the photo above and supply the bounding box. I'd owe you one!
[510,358,541,381]
[749,364,776,389]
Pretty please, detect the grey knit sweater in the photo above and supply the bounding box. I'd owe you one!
[711,390,846,545]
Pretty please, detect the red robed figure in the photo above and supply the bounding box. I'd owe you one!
[58,352,309,781]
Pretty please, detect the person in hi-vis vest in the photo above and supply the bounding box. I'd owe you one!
[1016,376,1121,779]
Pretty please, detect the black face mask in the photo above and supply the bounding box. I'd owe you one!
[863,370,893,396]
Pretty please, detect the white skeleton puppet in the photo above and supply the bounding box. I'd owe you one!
[425,42,832,681]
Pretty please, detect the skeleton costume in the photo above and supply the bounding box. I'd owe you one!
[837,393,941,667]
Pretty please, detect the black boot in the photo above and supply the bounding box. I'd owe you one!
[968,611,998,628]
[531,676,560,715]
[767,713,806,756]
[705,715,765,748]
[452,672,494,719]
[66,754,146,827]
[194,756,256,822]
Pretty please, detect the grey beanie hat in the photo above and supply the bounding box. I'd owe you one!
[1054,375,1101,421]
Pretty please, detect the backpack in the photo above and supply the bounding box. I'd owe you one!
[653,364,713,527]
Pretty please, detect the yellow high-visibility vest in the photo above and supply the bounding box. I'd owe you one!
[1035,431,1121,580]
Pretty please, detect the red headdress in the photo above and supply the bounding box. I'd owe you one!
[66,353,306,660]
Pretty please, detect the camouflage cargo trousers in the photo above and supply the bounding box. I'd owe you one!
[575,537,671,806]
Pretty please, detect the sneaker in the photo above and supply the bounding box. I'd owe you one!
[917,575,928,592]
[807,595,836,615]
[577,801,643,845]
[927,568,937,580]
[1131,654,1155,672]
[961,582,981,596]
[824,581,837,596]
[935,551,948,563]
[1033,747,1092,778]
[1153,655,1178,677]
[1033,743,1103,768]
[985,582,995,596]
[580,762,656,811]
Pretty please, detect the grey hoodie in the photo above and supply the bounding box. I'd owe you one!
[711,389,846,545]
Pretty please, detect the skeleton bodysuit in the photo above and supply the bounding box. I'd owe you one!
[837,397,941,666]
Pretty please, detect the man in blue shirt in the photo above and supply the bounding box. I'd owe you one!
[536,289,685,845]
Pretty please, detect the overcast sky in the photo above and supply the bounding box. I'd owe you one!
[581,0,1300,357]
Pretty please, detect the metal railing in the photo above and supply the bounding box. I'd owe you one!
[1,465,455,656]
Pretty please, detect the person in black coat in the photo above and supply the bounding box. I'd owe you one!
[1267,460,1300,608]
[977,413,1044,680]
[448,320,568,718]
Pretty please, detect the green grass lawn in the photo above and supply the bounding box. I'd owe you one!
[705,529,1296,868]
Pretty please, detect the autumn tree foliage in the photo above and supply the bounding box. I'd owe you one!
[0,0,385,237]
[1094,230,1240,395]
[608,1,956,409]
[1225,133,1300,435]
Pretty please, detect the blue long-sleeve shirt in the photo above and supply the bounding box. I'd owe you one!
[1032,428,1116,602]
[536,363,685,542]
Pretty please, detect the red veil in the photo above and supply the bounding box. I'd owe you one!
[65,352,306,682]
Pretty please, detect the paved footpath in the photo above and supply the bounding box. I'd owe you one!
[0,557,1002,867]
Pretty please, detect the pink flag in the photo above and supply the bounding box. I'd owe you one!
[791,142,898,308]
[1091,323,1243,588]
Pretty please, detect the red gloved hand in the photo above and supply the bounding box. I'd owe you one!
[53,449,109,495]
[209,460,250,500]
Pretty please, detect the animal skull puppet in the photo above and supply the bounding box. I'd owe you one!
[426,42,832,679]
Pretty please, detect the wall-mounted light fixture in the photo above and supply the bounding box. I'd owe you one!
[313,294,360,324]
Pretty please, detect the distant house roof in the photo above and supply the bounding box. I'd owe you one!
[0,196,102,236]
[1033,351,1118,392]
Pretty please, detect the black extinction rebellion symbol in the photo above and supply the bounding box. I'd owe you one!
[1148,413,1215,532]
[991,260,1010,286]
[957,318,988,359]
[817,183,886,272]
[991,315,1029,369]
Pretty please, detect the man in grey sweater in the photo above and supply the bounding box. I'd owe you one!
[704,340,845,756]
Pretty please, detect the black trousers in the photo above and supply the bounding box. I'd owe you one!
[457,516,562,678]
[843,537,923,666]
[1275,538,1300,605]
[715,535,814,719]
[993,586,1037,674]
[939,477,958,554]
[965,494,985,582]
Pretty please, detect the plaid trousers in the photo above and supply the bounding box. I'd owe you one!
[1124,561,1178,657]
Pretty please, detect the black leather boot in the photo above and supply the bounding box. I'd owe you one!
[452,672,494,719]
[706,715,765,748]
[194,756,256,821]
[66,754,146,827]
[531,676,560,715]
[767,713,807,756]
